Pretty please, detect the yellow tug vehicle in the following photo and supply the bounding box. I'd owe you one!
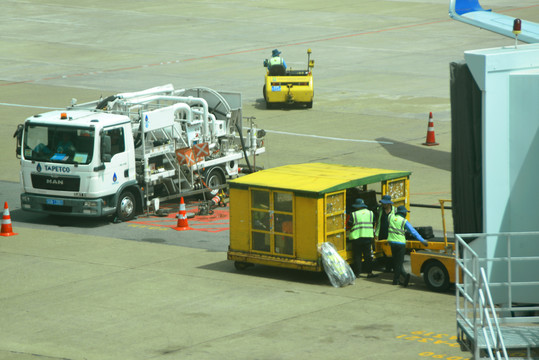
[263,49,314,109]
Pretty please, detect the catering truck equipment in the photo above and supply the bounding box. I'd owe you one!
[15,84,265,221]
[263,49,314,109]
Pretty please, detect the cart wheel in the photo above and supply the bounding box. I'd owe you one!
[306,101,313,109]
[423,261,450,292]
[234,261,251,271]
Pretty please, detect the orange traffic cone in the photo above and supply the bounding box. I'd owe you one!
[173,197,190,231]
[1,202,18,237]
[423,112,439,146]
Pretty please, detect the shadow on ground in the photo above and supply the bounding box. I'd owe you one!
[376,137,451,171]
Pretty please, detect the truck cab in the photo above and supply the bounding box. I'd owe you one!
[18,110,142,221]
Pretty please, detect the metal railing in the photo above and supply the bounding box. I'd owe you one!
[455,232,539,359]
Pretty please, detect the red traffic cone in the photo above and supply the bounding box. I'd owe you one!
[423,112,439,146]
[1,202,18,237]
[173,197,190,231]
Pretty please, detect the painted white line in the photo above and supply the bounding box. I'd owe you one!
[261,129,393,145]
[2,102,392,145]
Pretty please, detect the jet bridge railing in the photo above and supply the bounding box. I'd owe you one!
[455,232,539,359]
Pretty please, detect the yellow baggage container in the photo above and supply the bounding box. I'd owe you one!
[227,163,411,272]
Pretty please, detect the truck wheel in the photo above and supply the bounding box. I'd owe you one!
[205,167,225,189]
[116,191,136,222]
[423,261,450,292]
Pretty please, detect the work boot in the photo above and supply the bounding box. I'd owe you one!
[403,273,411,287]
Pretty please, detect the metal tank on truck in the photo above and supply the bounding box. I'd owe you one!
[14,84,265,221]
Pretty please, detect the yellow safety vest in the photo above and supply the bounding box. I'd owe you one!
[349,209,374,240]
[269,56,284,67]
[387,214,407,244]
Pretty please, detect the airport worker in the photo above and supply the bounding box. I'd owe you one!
[348,198,377,278]
[375,194,394,241]
[265,49,287,75]
[387,205,428,287]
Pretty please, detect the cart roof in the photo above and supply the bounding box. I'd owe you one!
[229,163,410,197]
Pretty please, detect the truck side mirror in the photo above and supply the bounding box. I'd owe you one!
[13,124,23,158]
[101,134,112,162]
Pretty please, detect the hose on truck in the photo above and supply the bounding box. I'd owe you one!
[235,122,253,174]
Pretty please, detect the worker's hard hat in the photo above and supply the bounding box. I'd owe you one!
[272,49,281,57]
[380,195,393,204]
[396,205,408,215]
[352,198,368,209]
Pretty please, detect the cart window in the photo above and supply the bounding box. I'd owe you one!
[325,191,346,250]
[252,189,270,209]
[252,232,270,252]
[274,192,293,212]
[275,235,293,255]
[383,176,409,216]
[387,178,406,201]
[250,188,295,256]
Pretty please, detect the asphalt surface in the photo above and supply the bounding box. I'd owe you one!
[1,1,539,359]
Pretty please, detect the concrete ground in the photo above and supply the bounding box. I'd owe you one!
[1,1,538,359]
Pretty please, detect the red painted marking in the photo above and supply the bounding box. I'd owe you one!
[129,206,229,233]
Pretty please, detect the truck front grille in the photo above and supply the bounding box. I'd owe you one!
[31,173,80,191]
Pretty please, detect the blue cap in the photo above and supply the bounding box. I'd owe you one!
[352,198,368,209]
[380,195,393,204]
[272,49,281,57]
[396,205,408,215]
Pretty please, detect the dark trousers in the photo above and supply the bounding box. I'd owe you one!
[351,238,373,276]
[390,242,407,284]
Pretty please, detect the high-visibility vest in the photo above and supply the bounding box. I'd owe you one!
[375,206,395,236]
[387,214,407,244]
[349,209,374,240]
[269,56,284,67]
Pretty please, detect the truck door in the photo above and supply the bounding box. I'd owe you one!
[102,126,132,191]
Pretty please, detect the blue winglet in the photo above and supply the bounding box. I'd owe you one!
[449,0,539,43]
[453,0,490,15]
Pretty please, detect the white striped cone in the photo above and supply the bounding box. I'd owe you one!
[1,202,17,237]
[422,112,439,146]
[173,197,190,231]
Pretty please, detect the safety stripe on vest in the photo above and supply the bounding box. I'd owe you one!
[388,214,406,244]
[350,210,374,237]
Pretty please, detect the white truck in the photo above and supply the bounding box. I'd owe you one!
[14,84,265,221]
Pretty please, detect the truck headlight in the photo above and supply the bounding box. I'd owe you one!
[83,201,98,207]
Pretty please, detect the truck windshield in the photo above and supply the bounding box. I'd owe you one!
[23,124,95,165]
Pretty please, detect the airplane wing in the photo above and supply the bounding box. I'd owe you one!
[449,0,539,43]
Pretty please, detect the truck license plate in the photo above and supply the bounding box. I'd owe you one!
[46,199,64,206]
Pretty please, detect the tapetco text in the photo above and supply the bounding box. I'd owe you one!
[40,164,71,173]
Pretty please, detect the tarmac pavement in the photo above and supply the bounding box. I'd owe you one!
[1,1,539,359]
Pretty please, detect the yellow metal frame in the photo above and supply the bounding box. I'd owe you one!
[409,199,460,287]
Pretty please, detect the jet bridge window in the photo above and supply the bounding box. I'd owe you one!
[250,189,294,256]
